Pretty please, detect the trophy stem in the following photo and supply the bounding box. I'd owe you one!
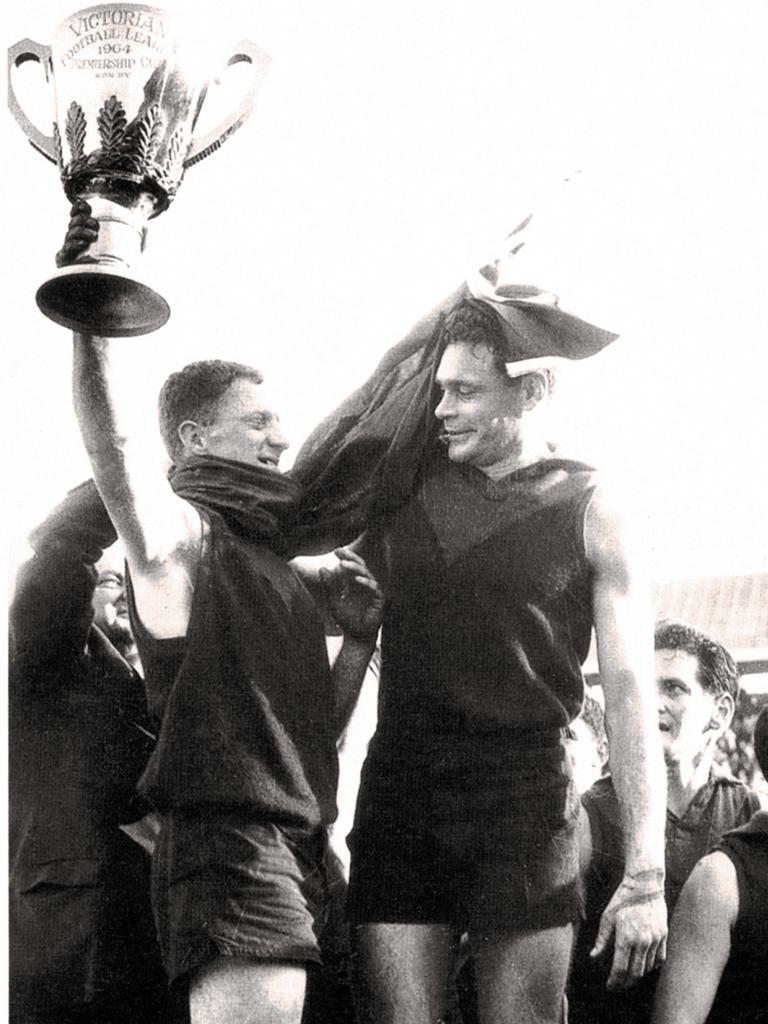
[82,194,151,268]
[37,192,170,337]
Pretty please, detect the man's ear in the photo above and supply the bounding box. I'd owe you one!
[521,371,547,411]
[709,691,735,733]
[177,420,207,455]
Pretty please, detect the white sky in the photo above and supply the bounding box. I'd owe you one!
[4,0,768,583]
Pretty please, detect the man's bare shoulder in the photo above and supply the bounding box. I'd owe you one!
[677,851,739,926]
[584,478,647,574]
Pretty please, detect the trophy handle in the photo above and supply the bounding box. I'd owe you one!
[7,38,57,164]
[184,40,271,168]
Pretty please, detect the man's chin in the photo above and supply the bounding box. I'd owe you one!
[100,620,135,650]
[443,440,474,463]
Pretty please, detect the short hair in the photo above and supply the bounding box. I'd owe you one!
[571,693,609,763]
[158,359,264,461]
[654,620,740,701]
[439,297,555,396]
[580,693,607,743]
[754,705,768,779]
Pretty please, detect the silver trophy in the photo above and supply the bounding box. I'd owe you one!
[8,4,270,336]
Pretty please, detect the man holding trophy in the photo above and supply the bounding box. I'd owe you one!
[9,6,386,1023]
[11,6,668,1023]
[58,220,385,1023]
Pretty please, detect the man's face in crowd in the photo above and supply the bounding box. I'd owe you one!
[655,648,728,766]
[434,342,525,470]
[92,550,133,651]
[198,378,290,471]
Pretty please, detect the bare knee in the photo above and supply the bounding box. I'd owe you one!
[189,955,306,1024]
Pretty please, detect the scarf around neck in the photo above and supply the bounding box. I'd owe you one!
[169,455,303,555]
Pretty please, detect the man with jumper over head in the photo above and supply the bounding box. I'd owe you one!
[290,227,669,1022]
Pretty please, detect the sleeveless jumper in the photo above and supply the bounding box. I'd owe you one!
[708,812,768,1024]
[129,503,338,830]
[347,454,596,928]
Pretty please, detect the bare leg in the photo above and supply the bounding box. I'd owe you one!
[352,923,459,1024]
[189,956,306,1024]
[473,924,574,1024]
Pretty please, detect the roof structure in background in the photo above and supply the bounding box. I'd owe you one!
[654,574,768,665]
[585,574,768,691]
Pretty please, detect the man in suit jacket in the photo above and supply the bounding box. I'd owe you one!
[9,481,167,1024]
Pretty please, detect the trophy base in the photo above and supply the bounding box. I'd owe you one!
[37,264,170,338]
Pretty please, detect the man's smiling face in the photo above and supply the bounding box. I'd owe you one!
[199,378,290,471]
[433,342,525,472]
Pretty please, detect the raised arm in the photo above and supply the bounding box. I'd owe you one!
[586,485,668,989]
[652,852,737,1024]
[72,333,200,637]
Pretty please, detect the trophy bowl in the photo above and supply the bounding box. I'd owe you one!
[8,4,270,336]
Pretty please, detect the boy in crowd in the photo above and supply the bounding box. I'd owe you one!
[570,621,762,1023]
[653,703,768,1024]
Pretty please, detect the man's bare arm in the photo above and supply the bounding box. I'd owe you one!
[330,635,379,737]
[652,853,737,1024]
[72,333,200,637]
[586,485,667,989]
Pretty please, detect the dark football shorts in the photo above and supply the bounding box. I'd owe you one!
[151,811,328,983]
[346,730,583,932]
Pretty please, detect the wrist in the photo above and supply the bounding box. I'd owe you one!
[622,866,665,889]
[624,849,666,875]
[624,841,666,876]
[340,630,379,650]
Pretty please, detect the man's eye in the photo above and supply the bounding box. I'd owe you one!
[457,388,475,398]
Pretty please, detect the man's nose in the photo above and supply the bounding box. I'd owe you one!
[269,422,290,451]
[434,392,455,419]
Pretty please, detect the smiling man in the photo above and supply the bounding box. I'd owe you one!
[570,620,762,1024]
[343,296,668,1024]
[56,194,385,1024]
[90,554,139,667]
[69,345,387,1024]
[68,345,385,1024]
[433,338,556,474]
